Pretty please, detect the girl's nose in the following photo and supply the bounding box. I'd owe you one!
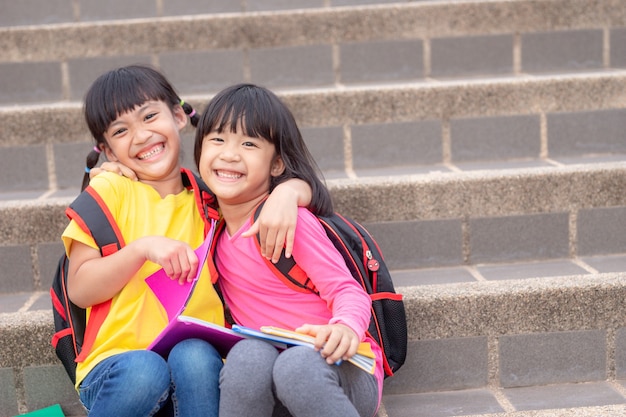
[135,128,152,142]
[220,144,241,161]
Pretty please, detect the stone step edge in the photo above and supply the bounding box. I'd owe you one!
[2,161,626,243]
[403,271,626,340]
[328,160,626,222]
[394,403,626,417]
[2,0,625,63]
[2,70,626,148]
[379,389,626,417]
[3,271,626,369]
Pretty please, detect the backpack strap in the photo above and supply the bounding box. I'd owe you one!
[252,201,317,294]
[181,168,220,234]
[64,186,123,362]
[65,186,125,255]
[67,170,219,362]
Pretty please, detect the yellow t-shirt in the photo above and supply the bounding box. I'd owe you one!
[62,172,223,389]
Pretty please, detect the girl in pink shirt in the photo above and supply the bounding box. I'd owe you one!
[194,84,383,417]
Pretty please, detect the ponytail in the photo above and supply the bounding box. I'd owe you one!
[180,100,199,127]
[81,146,101,191]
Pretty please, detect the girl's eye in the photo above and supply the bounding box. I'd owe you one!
[207,136,223,143]
[242,141,257,148]
[145,112,157,121]
[111,127,126,137]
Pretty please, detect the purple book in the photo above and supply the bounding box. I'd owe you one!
[148,315,246,358]
[145,221,244,357]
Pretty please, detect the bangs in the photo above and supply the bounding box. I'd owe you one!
[85,66,177,139]
[203,85,277,141]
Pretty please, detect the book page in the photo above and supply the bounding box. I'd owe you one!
[145,231,213,321]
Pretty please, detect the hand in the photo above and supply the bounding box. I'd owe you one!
[295,323,360,365]
[242,188,298,263]
[137,236,199,284]
[90,161,138,181]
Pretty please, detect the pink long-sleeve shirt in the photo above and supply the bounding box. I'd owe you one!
[216,207,384,400]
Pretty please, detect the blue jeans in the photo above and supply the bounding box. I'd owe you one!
[79,339,223,417]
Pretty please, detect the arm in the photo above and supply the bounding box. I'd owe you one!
[67,235,199,308]
[291,209,371,364]
[91,163,312,263]
[242,178,312,262]
[89,161,138,181]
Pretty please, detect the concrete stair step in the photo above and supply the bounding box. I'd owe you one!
[380,385,626,417]
[3,162,626,287]
[3,0,626,415]
[2,71,626,195]
[3,160,626,412]
[4,264,626,416]
[2,0,623,63]
[2,0,626,107]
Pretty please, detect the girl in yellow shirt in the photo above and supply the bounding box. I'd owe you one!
[63,65,310,417]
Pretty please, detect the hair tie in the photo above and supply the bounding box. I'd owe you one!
[188,109,196,118]
[180,99,185,106]
[93,146,101,154]
[85,167,91,173]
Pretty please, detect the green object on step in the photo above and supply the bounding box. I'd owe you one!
[14,404,65,417]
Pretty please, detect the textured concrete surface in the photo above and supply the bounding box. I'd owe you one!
[3,0,626,63]
[4,0,626,415]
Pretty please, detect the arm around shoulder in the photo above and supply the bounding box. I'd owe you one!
[244,178,312,261]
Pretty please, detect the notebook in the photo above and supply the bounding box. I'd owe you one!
[232,325,376,374]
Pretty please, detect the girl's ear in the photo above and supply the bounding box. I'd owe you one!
[271,155,286,177]
[103,145,118,162]
[173,104,188,130]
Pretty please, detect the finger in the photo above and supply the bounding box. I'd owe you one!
[162,261,175,281]
[120,165,138,181]
[241,220,259,238]
[99,162,119,174]
[265,229,280,263]
[320,329,340,358]
[344,337,360,360]
[169,259,182,283]
[177,253,192,285]
[295,324,316,336]
[268,227,286,263]
[89,167,101,179]
[314,327,332,352]
[258,224,268,259]
[185,248,199,283]
[329,338,353,364]
[283,227,295,259]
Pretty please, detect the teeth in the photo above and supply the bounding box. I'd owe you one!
[217,170,241,179]
[138,145,163,160]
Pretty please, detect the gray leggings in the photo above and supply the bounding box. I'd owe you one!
[219,339,379,417]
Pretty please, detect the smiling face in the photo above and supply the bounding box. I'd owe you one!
[102,100,187,191]
[198,120,284,208]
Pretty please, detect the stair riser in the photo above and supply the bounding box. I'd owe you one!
[4,278,626,413]
[2,74,626,193]
[2,166,626,293]
[2,1,626,106]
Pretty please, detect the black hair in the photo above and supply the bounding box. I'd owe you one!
[194,83,333,216]
[81,64,199,190]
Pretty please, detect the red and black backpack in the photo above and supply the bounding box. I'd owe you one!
[50,169,217,384]
[213,201,407,378]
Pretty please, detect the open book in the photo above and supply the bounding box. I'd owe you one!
[145,223,237,356]
[143,222,375,374]
[148,315,257,358]
[145,223,287,358]
[232,325,376,375]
